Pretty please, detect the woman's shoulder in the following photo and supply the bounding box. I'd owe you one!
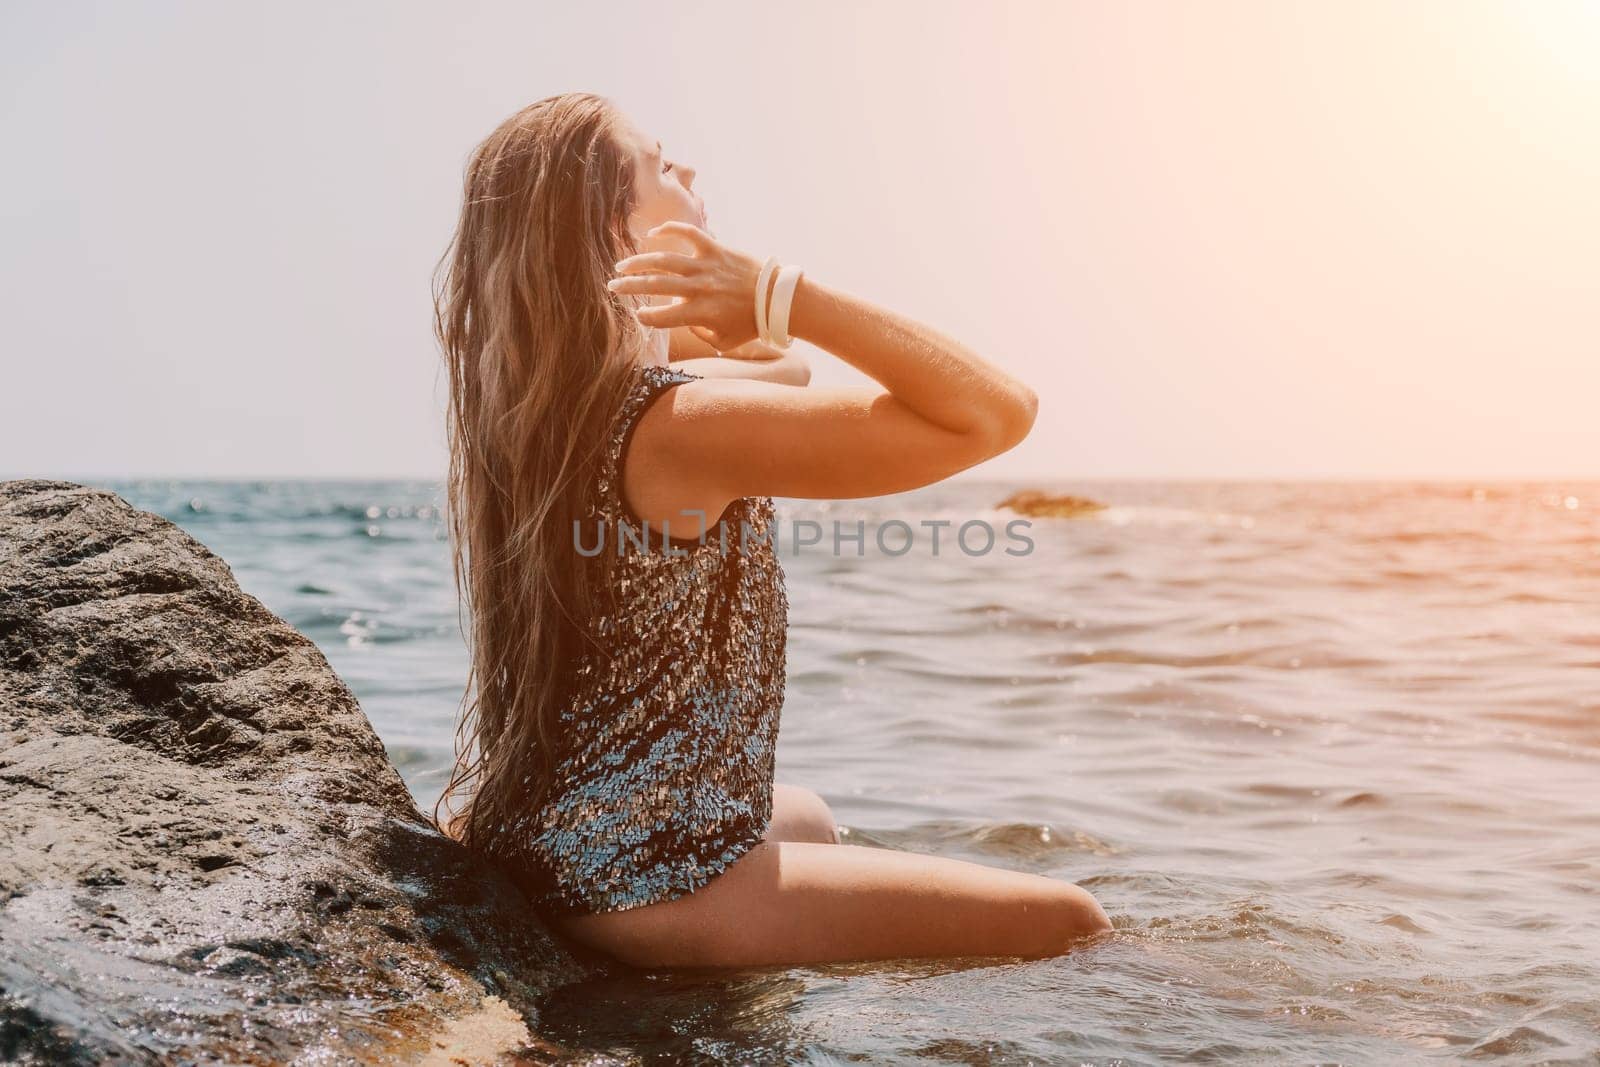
[612,363,700,432]
[611,363,701,448]
[636,361,702,391]
[593,363,699,519]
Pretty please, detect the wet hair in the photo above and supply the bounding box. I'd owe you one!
[431,91,652,850]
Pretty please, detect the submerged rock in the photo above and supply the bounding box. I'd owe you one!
[0,480,593,1064]
[996,490,1107,519]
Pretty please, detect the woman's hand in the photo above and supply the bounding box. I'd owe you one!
[609,221,764,351]
[667,327,790,364]
[670,349,811,386]
[665,324,810,385]
[717,338,782,360]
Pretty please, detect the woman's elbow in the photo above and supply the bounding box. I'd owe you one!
[988,386,1038,454]
[1013,386,1039,442]
[948,399,1036,472]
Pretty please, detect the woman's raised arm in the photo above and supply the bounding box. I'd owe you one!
[610,222,1038,532]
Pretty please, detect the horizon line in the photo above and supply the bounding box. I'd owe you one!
[6,472,1600,486]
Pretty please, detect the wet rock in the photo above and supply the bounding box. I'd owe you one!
[996,490,1107,518]
[0,480,595,1064]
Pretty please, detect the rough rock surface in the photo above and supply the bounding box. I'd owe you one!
[996,490,1107,519]
[0,480,597,1065]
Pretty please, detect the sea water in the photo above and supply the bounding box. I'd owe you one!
[104,477,1600,1064]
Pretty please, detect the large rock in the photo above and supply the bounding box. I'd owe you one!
[0,480,595,1064]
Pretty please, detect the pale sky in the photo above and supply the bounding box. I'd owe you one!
[2,0,1595,481]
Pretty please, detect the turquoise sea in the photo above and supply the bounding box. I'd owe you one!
[102,477,1600,1064]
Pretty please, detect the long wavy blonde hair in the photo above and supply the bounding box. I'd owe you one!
[430,92,652,852]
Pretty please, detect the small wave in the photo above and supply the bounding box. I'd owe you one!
[1377,913,1431,935]
[868,819,1120,862]
[1026,643,1385,671]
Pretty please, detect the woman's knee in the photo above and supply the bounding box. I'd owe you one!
[807,790,842,844]
[1026,881,1112,950]
[768,783,841,845]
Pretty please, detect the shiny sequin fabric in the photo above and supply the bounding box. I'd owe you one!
[505,362,788,917]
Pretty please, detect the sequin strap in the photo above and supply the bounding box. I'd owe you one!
[602,364,702,522]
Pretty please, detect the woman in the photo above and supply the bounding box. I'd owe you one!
[433,92,1112,970]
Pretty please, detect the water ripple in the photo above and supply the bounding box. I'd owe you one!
[100,476,1600,1063]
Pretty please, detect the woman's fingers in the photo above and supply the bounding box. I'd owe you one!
[635,300,698,329]
[614,250,699,275]
[607,272,697,296]
[611,222,756,348]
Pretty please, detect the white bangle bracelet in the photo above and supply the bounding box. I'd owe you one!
[754,256,779,345]
[767,264,804,349]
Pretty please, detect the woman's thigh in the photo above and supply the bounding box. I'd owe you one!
[765,782,841,845]
[553,840,1111,969]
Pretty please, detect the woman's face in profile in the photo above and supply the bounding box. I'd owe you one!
[618,116,707,248]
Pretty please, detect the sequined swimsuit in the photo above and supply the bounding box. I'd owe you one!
[504,363,788,917]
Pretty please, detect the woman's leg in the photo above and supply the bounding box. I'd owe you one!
[764,782,842,845]
[551,839,1112,969]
